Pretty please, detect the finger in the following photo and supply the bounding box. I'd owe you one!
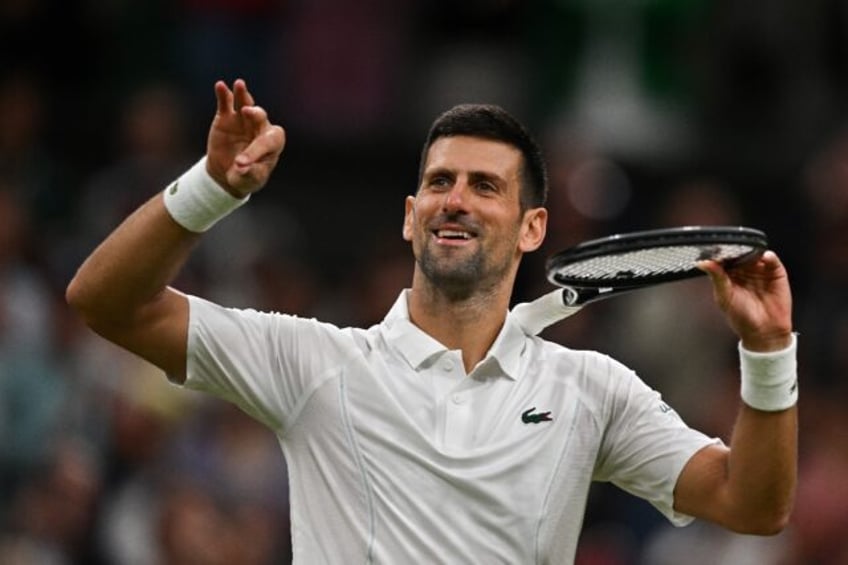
[720,251,783,291]
[758,250,784,274]
[698,259,733,306]
[235,124,286,170]
[214,81,234,115]
[232,78,255,111]
[236,105,278,163]
[696,258,724,278]
[240,104,269,137]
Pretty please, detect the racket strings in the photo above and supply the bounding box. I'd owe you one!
[554,244,757,282]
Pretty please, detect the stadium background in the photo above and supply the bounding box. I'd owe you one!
[1,0,847,562]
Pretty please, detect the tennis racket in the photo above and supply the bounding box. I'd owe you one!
[512,226,768,335]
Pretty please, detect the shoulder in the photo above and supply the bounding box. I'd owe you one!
[524,336,648,412]
[186,294,371,351]
[528,336,634,383]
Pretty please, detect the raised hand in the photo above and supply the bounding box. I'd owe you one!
[206,79,286,197]
[698,250,793,352]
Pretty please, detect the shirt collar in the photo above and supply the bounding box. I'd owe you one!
[382,290,526,380]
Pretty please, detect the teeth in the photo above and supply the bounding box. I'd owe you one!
[437,230,471,239]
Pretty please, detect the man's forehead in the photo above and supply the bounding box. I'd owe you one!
[424,135,522,175]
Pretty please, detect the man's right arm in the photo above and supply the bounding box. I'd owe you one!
[66,79,285,383]
[66,195,199,382]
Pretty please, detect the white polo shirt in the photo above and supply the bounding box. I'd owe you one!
[183,290,718,564]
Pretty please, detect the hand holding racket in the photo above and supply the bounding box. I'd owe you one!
[698,249,793,351]
[512,226,769,335]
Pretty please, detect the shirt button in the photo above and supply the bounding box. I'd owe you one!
[441,360,454,372]
[451,393,465,405]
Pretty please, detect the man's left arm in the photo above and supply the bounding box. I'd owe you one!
[673,250,797,534]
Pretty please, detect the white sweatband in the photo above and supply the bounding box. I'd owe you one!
[163,157,249,233]
[739,333,798,412]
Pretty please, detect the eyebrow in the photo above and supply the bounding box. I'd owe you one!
[423,167,506,186]
[422,166,452,179]
[467,170,505,187]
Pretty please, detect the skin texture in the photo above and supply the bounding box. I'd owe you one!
[66,80,797,537]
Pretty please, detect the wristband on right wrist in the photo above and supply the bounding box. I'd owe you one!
[739,333,798,412]
[163,156,250,233]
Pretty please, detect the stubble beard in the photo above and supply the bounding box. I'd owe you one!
[418,246,483,301]
[417,240,514,302]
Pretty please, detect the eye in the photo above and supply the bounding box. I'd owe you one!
[428,175,452,190]
[475,180,498,193]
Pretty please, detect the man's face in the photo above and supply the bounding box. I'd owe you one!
[403,135,545,298]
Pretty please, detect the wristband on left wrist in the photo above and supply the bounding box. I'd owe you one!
[163,156,250,233]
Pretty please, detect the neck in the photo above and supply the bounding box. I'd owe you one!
[406,275,513,372]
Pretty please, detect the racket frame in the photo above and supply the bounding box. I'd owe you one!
[545,226,768,307]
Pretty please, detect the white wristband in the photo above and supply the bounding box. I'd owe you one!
[739,333,798,412]
[163,157,249,233]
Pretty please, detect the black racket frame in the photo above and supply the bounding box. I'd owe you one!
[545,226,768,306]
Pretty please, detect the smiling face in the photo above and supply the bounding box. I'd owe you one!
[403,135,547,300]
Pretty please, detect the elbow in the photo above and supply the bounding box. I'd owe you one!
[65,274,87,318]
[727,501,794,536]
[741,515,790,537]
[749,484,797,536]
[65,273,116,333]
[65,274,82,308]
[65,274,97,326]
[759,504,794,536]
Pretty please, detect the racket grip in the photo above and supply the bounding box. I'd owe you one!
[511,289,582,335]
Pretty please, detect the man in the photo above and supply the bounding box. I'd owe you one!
[67,79,798,563]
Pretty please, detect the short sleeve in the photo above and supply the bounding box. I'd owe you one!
[593,358,722,526]
[182,295,354,433]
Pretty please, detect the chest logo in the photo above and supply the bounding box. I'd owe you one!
[521,407,553,424]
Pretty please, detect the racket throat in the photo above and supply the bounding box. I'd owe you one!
[564,286,614,306]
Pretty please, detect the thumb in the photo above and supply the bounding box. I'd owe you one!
[233,124,286,174]
[697,259,732,309]
[225,133,286,194]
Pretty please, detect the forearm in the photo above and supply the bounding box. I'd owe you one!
[724,335,799,531]
[66,194,199,329]
[675,336,799,534]
[675,405,797,535]
[67,152,251,326]
[67,80,282,380]
[722,402,798,533]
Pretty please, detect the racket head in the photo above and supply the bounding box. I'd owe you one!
[546,226,768,289]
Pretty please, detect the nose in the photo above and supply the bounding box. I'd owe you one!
[442,179,469,213]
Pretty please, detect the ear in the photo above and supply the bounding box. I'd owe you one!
[402,195,416,242]
[518,207,547,253]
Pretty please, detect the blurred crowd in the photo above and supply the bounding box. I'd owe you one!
[1,0,848,563]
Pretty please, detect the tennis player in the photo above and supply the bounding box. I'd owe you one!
[67,79,798,563]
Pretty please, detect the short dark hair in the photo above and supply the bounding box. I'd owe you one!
[417,104,548,209]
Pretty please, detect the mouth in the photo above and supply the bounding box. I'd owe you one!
[435,229,472,240]
[431,226,477,245]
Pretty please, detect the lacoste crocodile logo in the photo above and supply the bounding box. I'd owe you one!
[521,407,553,424]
